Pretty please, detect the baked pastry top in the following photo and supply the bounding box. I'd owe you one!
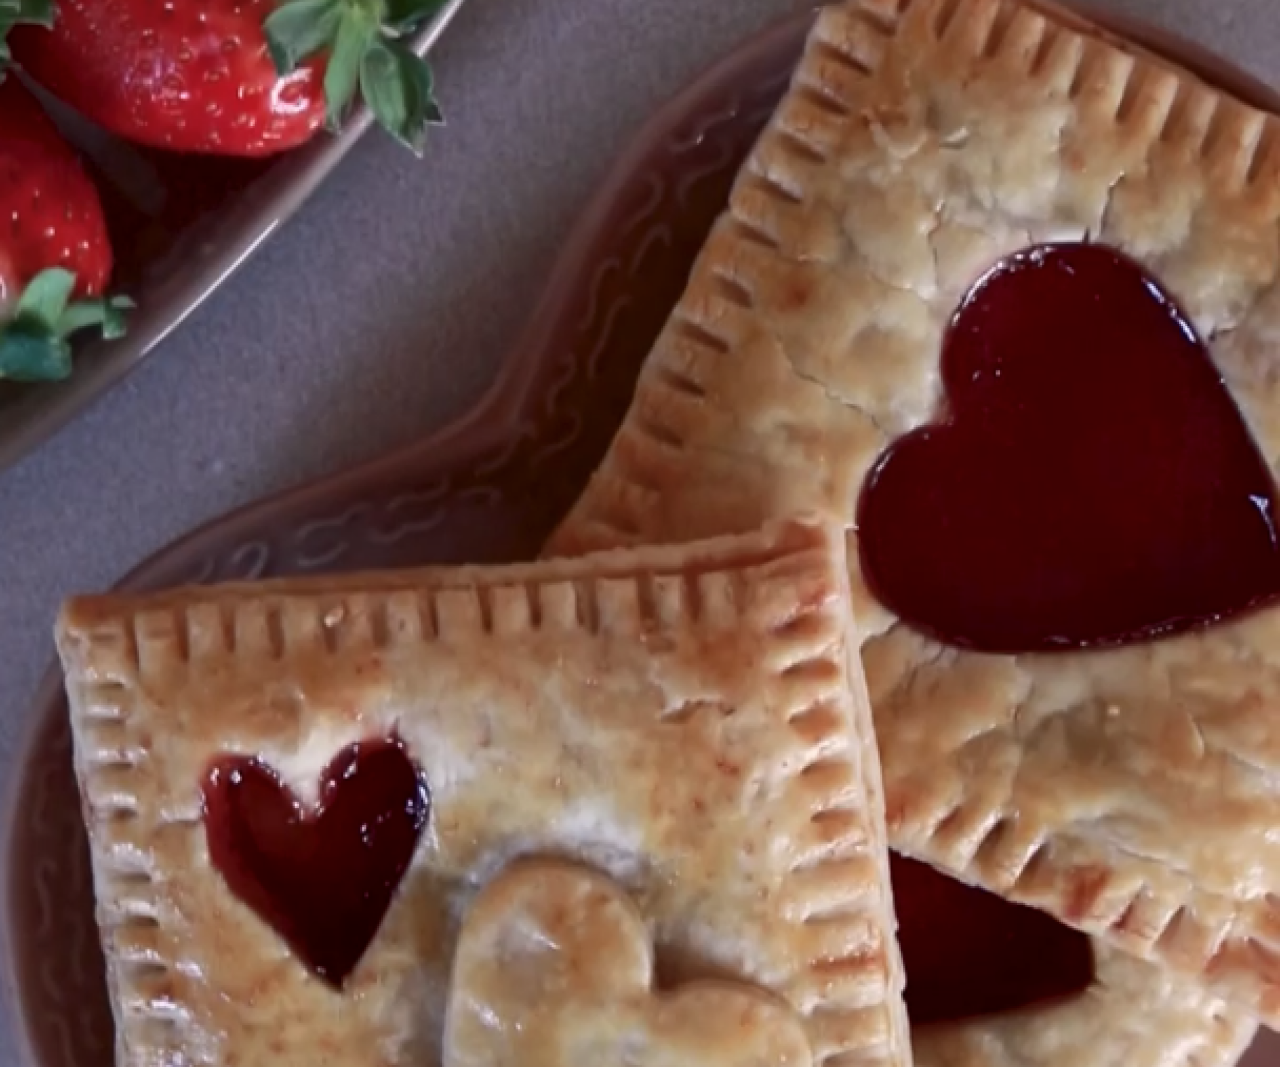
[546,0,1280,1023]
[55,518,908,1067]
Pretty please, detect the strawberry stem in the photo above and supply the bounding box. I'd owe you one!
[0,267,133,382]
[263,0,447,154]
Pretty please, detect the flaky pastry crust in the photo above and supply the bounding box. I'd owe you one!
[56,518,908,1067]
[545,0,1280,1029]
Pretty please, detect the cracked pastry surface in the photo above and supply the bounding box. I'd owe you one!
[55,518,908,1067]
[545,0,1280,1025]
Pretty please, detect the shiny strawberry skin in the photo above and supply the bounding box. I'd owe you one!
[10,0,328,157]
[0,78,112,306]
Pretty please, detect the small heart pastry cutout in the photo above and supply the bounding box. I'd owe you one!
[444,860,813,1067]
[203,737,429,987]
[858,243,1280,653]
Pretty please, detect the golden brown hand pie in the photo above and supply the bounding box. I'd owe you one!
[545,0,1280,1025]
[444,859,814,1067]
[55,518,908,1067]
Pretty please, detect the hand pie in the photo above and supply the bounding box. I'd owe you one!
[55,517,908,1067]
[545,0,1280,1023]
[444,859,814,1067]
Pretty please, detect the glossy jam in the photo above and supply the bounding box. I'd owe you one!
[891,855,1093,1023]
[203,737,429,987]
[858,243,1280,653]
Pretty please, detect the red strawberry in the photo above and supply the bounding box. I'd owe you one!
[0,76,130,381]
[8,0,449,157]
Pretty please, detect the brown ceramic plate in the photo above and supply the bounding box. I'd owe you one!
[5,6,1280,1066]
[0,0,470,475]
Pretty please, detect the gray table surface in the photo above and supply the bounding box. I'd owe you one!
[0,0,1277,1061]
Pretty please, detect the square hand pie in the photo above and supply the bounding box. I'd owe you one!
[546,0,1280,1022]
[55,518,909,1067]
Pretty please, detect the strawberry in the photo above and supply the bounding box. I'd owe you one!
[7,0,448,156]
[0,76,130,381]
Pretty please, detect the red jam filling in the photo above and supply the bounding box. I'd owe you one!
[858,243,1280,653]
[892,855,1093,1024]
[203,737,429,987]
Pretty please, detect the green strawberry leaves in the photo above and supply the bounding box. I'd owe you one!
[323,6,375,132]
[263,0,342,73]
[359,38,440,151]
[0,268,133,382]
[264,0,446,155]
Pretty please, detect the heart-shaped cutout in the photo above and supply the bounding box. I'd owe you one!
[203,737,429,987]
[858,242,1280,653]
[891,855,1092,1024]
[444,860,813,1067]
